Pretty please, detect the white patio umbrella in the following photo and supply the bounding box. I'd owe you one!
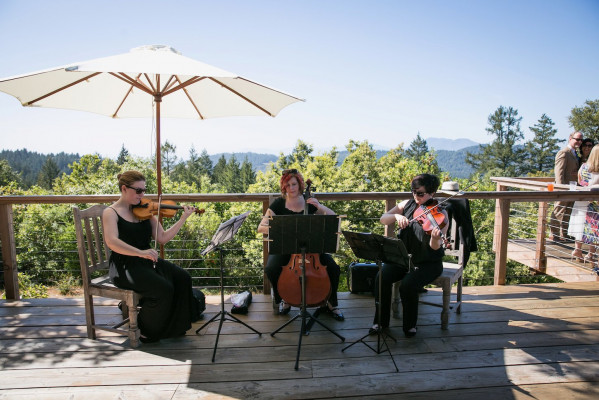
[0,44,303,194]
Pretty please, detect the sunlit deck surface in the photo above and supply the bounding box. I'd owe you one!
[1,282,599,399]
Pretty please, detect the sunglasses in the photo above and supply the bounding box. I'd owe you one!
[573,138,583,142]
[282,168,298,175]
[412,190,428,197]
[583,144,594,147]
[126,185,147,195]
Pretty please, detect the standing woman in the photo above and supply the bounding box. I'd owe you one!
[374,173,448,338]
[257,169,344,320]
[582,146,599,265]
[569,139,595,261]
[103,170,200,343]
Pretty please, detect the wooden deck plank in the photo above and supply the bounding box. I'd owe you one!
[0,283,598,399]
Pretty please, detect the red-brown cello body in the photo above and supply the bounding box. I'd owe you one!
[277,179,331,307]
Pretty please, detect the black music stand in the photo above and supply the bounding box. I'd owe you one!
[268,214,345,370]
[341,231,410,372]
[195,211,261,362]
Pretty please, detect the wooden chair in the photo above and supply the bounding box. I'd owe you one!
[392,215,464,330]
[73,205,141,347]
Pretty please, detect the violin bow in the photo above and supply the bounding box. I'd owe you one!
[153,195,163,268]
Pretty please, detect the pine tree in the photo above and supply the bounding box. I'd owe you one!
[240,157,256,192]
[160,141,177,176]
[116,144,129,165]
[465,106,526,176]
[37,157,60,189]
[211,155,227,185]
[525,114,563,174]
[198,149,213,177]
[569,99,599,141]
[405,132,429,159]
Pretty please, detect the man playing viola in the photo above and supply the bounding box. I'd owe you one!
[373,173,448,338]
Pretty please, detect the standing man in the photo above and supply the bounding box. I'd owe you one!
[550,131,584,241]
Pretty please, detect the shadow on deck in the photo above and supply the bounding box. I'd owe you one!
[1,282,599,399]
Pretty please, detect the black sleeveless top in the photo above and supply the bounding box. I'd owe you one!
[108,208,153,267]
[269,196,317,215]
[399,199,445,264]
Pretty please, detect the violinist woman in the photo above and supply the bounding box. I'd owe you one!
[103,170,200,343]
[373,173,448,338]
[257,169,344,320]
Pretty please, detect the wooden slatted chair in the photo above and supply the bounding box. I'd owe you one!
[73,205,141,347]
[392,215,464,330]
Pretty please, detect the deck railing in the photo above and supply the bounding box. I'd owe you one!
[2,179,599,300]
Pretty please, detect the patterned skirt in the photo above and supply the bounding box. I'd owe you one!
[582,202,599,244]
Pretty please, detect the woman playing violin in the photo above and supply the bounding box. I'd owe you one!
[257,169,344,320]
[373,173,448,338]
[103,170,201,343]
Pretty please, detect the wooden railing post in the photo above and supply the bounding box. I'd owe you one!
[494,196,510,285]
[262,197,274,295]
[535,202,549,273]
[0,204,19,300]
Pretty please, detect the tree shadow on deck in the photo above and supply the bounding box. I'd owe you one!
[1,286,598,399]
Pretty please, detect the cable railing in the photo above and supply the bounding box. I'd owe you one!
[2,183,599,299]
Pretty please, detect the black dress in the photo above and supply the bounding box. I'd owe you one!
[108,208,197,340]
[264,197,341,307]
[373,199,444,333]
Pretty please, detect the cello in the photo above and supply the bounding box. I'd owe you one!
[277,179,332,307]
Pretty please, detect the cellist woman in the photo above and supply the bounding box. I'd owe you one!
[102,170,201,343]
[373,173,448,338]
[257,168,344,320]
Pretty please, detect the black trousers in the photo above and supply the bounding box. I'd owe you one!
[265,253,341,307]
[373,260,442,333]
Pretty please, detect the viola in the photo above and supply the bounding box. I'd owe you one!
[411,199,451,248]
[132,198,205,220]
[277,178,331,307]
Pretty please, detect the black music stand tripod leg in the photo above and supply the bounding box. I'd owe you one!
[194,212,261,362]
[342,259,398,372]
[270,249,344,370]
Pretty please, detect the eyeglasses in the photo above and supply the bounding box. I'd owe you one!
[282,168,298,175]
[126,185,146,195]
[583,143,594,147]
[412,190,428,197]
[573,138,583,142]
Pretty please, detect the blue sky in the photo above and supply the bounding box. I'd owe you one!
[0,0,598,159]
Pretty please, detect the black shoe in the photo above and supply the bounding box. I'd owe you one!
[139,336,160,344]
[321,305,345,321]
[278,301,291,315]
[404,328,417,338]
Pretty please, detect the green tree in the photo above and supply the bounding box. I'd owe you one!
[569,99,599,141]
[222,155,242,193]
[116,144,129,165]
[465,106,526,176]
[405,132,429,159]
[198,149,213,177]
[240,157,256,192]
[37,157,60,190]
[0,159,21,187]
[525,114,563,174]
[211,155,227,186]
[160,141,177,176]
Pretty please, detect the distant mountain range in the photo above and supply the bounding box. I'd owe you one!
[426,137,480,151]
[0,138,482,186]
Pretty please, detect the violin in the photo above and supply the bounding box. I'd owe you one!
[132,198,205,220]
[277,178,331,307]
[411,199,451,248]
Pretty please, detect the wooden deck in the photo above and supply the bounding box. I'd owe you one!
[508,239,599,282]
[1,282,599,399]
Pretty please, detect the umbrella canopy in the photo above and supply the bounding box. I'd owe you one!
[0,44,303,193]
